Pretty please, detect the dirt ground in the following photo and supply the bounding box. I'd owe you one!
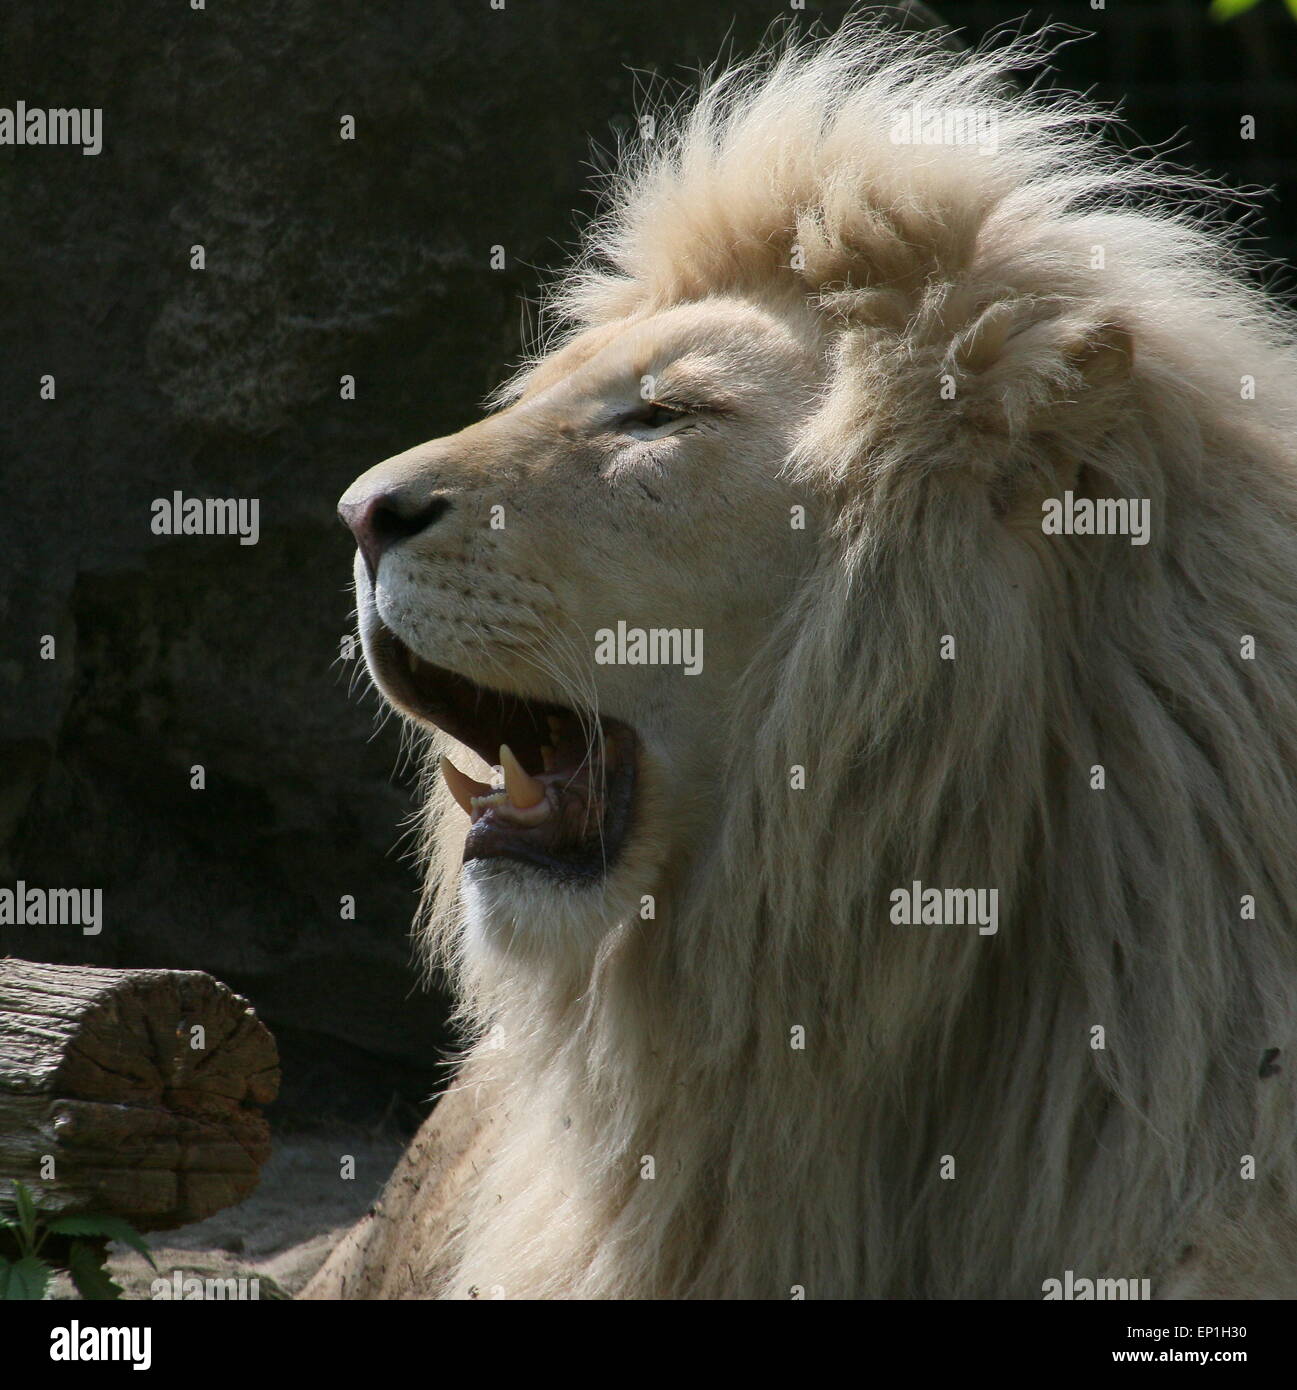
[50,1127,405,1300]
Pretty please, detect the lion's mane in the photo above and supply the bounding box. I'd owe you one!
[414,18,1297,1297]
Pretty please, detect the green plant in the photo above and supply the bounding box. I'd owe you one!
[0,1182,156,1300]
[1210,0,1297,22]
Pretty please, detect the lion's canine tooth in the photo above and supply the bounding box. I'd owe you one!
[541,745,556,773]
[406,649,420,675]
[441,755,491,815]
[500,744,546,809]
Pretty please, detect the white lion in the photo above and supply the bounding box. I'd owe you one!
[310,17,1297,1298]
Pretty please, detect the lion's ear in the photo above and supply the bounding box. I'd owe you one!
[975,319,1136,522]
[957,312,1135,438]
[1063,322,1134,389]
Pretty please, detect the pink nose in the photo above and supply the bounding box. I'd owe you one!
[338,490,451,581]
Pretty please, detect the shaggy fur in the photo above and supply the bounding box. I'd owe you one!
[412,17,1297,1297]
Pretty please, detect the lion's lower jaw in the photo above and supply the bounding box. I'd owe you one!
[455,784,681,966]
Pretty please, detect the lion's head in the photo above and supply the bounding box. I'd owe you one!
[342,296,822,958]
[339,18,1297,1298]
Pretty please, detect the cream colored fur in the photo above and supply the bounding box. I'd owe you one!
[356,18,1297,1297]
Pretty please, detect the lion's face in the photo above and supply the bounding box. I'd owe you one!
[341,297,822,944]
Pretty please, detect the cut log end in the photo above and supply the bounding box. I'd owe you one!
[0,957,280,1232]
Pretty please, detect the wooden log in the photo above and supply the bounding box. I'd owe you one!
[0,957,279,1232]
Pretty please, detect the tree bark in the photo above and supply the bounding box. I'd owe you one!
[0,957,279,1232]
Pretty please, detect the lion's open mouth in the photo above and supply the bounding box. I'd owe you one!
[368,623,637,881]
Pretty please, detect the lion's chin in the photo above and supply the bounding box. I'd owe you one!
[459,847,654,962]
[363,618,640,885]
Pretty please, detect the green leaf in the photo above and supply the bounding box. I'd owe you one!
[47,1216,157,1269]
[12,1182,38,1243]
[66,1241,124,1301]
[0,1255,52,1301]
[1209,0,1263,20]
[1284,0,1297,20]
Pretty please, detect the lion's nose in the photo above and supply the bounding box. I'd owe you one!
[338,489,452,582]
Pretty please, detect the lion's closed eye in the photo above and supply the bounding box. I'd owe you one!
[617,401,698,440]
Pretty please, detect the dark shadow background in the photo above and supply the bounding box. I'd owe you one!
[2,0,1295,1127]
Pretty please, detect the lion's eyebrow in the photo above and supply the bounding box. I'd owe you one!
[629,359,737,413]
[664,342,749,386]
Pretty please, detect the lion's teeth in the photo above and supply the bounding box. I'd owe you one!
[540,745,556,773]
[469,787,552,827]
[470,790,507,825]
[441,755,491,815]
[406,649,420,675]
[500,744,546,809]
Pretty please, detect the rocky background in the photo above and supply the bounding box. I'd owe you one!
[3,0,1295,1125]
